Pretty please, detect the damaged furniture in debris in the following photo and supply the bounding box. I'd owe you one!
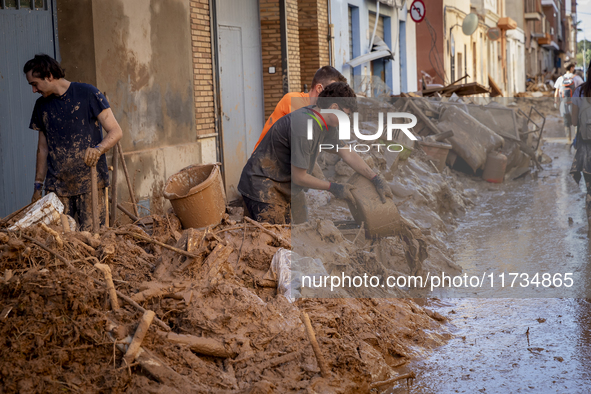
[392,94,546,183]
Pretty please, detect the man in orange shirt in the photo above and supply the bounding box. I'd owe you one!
[253,66,347,151]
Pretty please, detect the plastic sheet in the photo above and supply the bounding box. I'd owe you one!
[265,248,329,302]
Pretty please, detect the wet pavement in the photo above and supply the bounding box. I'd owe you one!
[391,140,591,393]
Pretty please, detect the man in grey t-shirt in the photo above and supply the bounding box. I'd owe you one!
[238,82,392,224]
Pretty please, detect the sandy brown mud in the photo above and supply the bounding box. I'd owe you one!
[0,209,451,393]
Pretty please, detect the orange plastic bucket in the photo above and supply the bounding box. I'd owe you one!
[163,164,226,229]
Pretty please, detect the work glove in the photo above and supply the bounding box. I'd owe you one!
[84,146,103,167]
[328,182,356,208]
[371,174,394,203]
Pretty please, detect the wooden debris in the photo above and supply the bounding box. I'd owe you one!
[131,281,188,303]
[11,233,171,332]
[39,223,64,248]
[60,214,70,233]
[90,165,99,233]
[110,332,201,392]
[370,371,416,389]
[69,236,96,255]
[246,350,302,374]
[95,263,120,310]
[156,330,236,358]
[115,230,203,259]
[244,217,291,249]
[110,144,119,225]
[124,310,155,365]
[421,81,490,97]
[78,231,102,248]
[352,222,365,245]
[488,74,503,97]
[0,306,13,320]
[405,99,441,136]
[116,142,139,218]
[117,203,140,222]
[0,201,34,226]
[256,278,278,288]
[201,244,234,284]
[186,228,200,253]
[301,311,330,378]
[105,187,109,227]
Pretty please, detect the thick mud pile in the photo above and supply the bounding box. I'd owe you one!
[307,146,473,285]
[0,212,449,393]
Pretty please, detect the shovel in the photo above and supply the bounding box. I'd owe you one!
[91,165,99,233]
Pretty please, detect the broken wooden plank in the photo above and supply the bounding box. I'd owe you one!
[95,263,120,310]
[488,74,503,97]
[156,330,236,358]
[405,99,441,136]
[301,311,330,378]
[244,217,291,249]
[124,310,155,365]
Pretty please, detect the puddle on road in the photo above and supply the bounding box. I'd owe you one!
[390,141,591,393]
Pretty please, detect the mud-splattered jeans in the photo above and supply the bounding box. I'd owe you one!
[58,188,106,231]
[242,192,307,224]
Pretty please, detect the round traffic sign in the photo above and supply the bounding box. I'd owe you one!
[487,27,501,41]
[410,0,426,23]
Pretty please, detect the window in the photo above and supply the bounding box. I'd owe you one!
[1,0,45,9]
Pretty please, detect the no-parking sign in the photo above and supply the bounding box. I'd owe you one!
[410,0,426,23]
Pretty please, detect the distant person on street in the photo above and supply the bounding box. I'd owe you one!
[239,82,393,224]
[574,70,585,89]
[555,63,576,142]
[570,63,591,231]
[24,54,122,231]
[253,66,347,152]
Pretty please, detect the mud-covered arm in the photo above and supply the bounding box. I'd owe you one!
[291,165,330,190]
[96,108,122,153]
[32,132,49,202]
[85,108,123,166]
[336,149,376,179]
[35,131,49,183]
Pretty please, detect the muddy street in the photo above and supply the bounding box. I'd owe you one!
[391,140,591,393]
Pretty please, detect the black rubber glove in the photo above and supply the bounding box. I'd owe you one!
[371,174,394,203]
[329,182,356,207]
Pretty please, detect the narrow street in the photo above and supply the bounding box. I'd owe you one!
[391,140,591,393]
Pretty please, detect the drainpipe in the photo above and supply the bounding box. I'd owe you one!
[328,0,335,67]
[279,0,289,94]
[208,0,222,166]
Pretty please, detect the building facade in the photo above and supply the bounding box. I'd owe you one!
[330,0,419,96]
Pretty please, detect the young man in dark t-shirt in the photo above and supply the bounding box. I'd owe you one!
[238,82,393,224]
[24,54,122,231]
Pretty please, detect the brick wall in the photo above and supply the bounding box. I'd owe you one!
[189,0,215,136]
[259,0,303,118]
[298,0,329,89]
[260,0,284,119]
[286,0,301,92]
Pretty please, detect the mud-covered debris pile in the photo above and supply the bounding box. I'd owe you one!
[0,214,448,393]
